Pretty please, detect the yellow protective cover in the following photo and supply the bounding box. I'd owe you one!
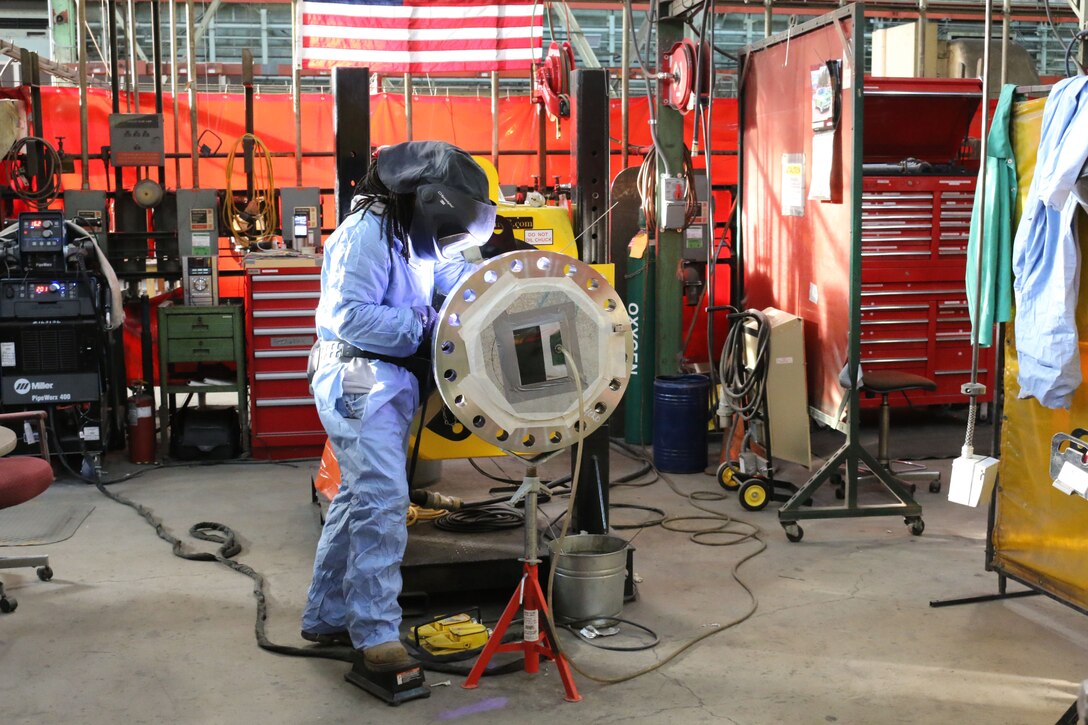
[993,96,1088,609]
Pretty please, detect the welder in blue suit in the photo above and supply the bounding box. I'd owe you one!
[301,141,496,674]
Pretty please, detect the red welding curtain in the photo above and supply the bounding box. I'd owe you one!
[11,86,738,191]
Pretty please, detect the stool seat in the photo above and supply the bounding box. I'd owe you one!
[0,457,54,509]
[847,370,937,395]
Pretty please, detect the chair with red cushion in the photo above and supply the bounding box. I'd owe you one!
[0,410,55,614]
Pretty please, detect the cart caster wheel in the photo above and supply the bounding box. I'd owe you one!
[739,479,770,511]
[0,596,17,613]
[716,462,743,492]
[908,483,917,496]
[37,566,53,582]
[783,523,804,543]
[906,517,925,536]
[929,480,942,494]
[831,473,845,500]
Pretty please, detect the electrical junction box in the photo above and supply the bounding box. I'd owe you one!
[948,452,999,507]
[176,189,218,257]
[681,170,711,260]
[63,189,109,251]
[745,307,811,468]
[108,113,165,167]
[279,187,321,250]
[658,175,688,231]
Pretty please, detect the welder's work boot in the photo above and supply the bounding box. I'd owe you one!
[301,629,353,647]
[345,640,430,705]
[362,641,416,671]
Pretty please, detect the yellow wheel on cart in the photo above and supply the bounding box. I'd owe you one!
[739,479,770,511]
[716,461,743,492]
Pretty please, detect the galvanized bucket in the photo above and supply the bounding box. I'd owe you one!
[549,534,628,625]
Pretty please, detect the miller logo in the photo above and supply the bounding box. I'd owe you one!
[13,378,30,395]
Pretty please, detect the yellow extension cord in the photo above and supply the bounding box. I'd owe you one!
[406,504,447,527]
[222,133,278,248]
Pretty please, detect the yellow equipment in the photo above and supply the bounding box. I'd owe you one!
[411,613,490,656]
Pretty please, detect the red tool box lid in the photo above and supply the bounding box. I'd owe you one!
[863,77,983,164]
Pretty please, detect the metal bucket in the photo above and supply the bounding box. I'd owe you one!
[549,534,628,625]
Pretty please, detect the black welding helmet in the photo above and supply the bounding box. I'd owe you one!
[375,141,497,262]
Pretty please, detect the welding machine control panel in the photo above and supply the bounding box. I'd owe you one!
[17,211,66,253]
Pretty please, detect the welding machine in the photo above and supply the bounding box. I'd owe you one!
[0,212,122,468]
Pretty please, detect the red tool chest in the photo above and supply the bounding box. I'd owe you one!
[245,265,326,459]
[857,79,994,408]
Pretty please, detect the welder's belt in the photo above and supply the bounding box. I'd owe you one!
[314,340,431,388]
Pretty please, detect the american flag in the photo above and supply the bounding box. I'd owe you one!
[299,0,544,73]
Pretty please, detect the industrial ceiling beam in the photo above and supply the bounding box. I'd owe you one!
[194,0,225,44]
[0,37,81,84]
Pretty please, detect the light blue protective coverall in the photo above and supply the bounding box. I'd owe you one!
[302,207,473,649]
[1012,76,1088,409]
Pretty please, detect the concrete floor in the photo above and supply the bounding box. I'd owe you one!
[1,448,1085,724]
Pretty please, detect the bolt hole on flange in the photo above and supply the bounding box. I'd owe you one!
[483,270,498,284]
[472,415,486,428]
[440,340,455,354]
[495,429,510,442]
[522,434,536,447]
[443,369,457,382]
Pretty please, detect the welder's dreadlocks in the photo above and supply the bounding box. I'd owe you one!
[349,162,416,261]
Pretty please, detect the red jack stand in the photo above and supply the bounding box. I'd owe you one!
[462,465,581,702]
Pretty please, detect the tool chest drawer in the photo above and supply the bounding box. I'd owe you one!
[861,176,976,271]
[164,337,238,363]
[858,173,992,408]
[165,311,237,339]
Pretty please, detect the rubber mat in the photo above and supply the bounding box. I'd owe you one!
[0,501,94,546]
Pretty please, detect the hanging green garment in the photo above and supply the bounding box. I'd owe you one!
[966,83,1018,348]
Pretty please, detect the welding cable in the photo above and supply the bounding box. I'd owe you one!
[561,617,661,652]
[608,503,667,530]
[6,136,64,209]
[719,309,770,422]
[432,504,524,533]
[222,133,278,248]
[86,456,525,673]
[545,350,766,685]
[1066,29,1088,77]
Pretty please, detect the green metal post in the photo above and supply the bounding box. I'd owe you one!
[654,7,685,377]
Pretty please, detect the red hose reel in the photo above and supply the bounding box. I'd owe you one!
[533,41,576,122]
[663,39,712,114]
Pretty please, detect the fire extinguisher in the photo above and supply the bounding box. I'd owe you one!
[127,382,156,464]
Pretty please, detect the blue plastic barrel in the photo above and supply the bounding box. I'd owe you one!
[652,374,709,473]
